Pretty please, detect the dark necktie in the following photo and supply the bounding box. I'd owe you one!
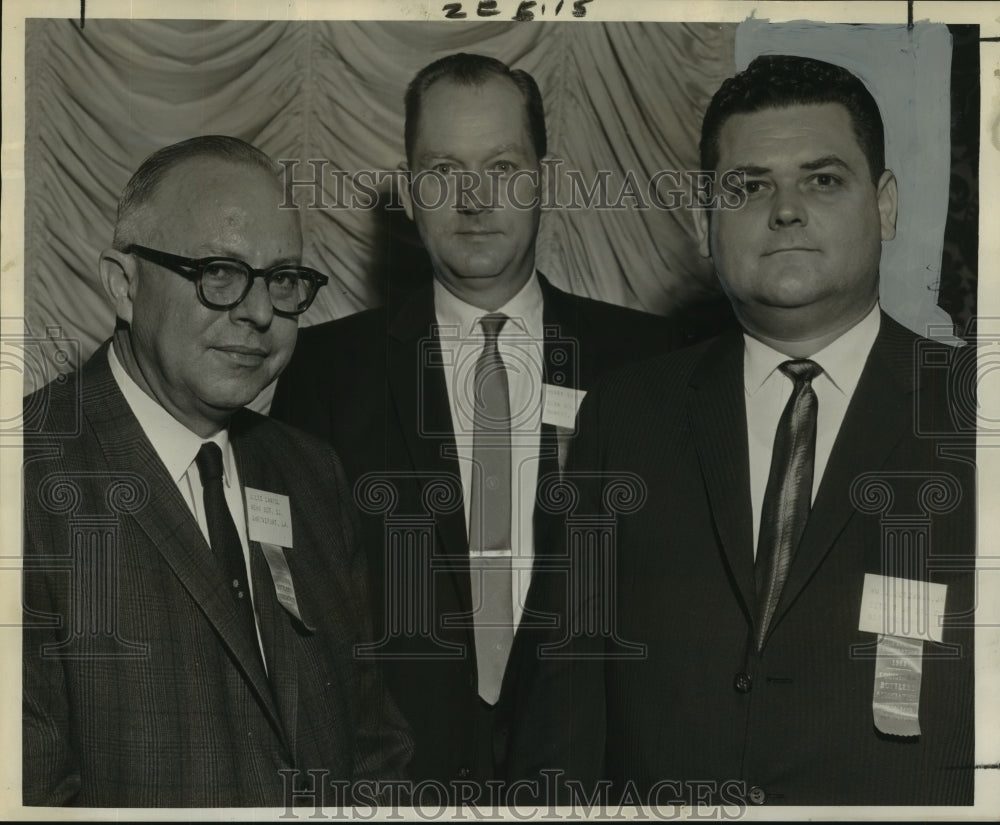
[195,442,258,640]
[469,313,514,704]
[754,359,822,652]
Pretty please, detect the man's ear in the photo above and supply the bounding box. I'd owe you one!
[693,206,712,259]
[398,162,414,221]
[99,249,137,325]
[876,169,898,242]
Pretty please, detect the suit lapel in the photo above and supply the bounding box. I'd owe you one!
[81,347,286,744]
[231,418,299,758]
[770,315,914,630]
[688,332,757,619]
[534,278,576,557]
[386,287,472,617]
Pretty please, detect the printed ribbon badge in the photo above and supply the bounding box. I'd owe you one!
[245,487,314,631]
[858,573,948,737]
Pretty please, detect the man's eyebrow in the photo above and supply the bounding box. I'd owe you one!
[729,157,852,176]
[800,155,851,172]
[190,246,299,266]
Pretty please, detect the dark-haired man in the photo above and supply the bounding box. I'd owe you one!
[271,53,683,794]
[22,135,412,806]
[525,55,975,805]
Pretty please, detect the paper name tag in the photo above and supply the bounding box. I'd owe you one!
[245,487,293,548]
[542,384,586,428]
[858,574,947,644]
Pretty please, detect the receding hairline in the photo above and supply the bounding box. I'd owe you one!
[404,52,547,165]
[113,135,283,250]
[408,74,536,157]
[113,151,285,250]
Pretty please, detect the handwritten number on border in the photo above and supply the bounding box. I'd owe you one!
[440,0,594,19]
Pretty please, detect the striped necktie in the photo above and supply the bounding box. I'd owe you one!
[754,359,822,652]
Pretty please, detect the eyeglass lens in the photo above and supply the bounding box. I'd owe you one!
[201,262,314,312]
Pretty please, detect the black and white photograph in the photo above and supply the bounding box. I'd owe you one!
[2,0,998,818]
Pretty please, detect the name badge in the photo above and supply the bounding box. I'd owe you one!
[872,634,924,737]
[542,384,586,428]
[858,573,947,643]
[260,543,314,631]
[245,487,294,548]
[859,574,948,738]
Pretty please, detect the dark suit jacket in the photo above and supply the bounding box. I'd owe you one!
[270,274,683,792]
[22,344,413,807]
[520,313,975,806]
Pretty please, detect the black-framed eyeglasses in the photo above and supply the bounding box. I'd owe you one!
[125,244,329,318]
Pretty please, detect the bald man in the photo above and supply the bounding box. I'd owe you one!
[22,135,411,807]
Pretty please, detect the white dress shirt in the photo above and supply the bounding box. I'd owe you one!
[434,273,545,628]
[108,344,265,659]
[744,304,881,556]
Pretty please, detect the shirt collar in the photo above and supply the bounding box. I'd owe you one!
[108,343,235,487]
[744,303,882,397]
[433,270,544,340]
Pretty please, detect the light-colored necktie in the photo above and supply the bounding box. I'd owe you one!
[469,313,514,704]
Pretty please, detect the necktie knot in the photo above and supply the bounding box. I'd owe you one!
[779,358,822,385]
[480,313,508,343]
[195,442,225,485]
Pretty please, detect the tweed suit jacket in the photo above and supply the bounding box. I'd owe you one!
[269,273,685,791]
[517,313,975,806]
[22,343,413,807]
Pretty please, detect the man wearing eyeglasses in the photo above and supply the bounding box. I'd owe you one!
[22,135,412,807]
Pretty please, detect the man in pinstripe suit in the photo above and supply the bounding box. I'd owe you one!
[22,136,411,806]
[516,56,974,806]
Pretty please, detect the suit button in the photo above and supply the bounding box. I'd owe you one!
[458,767,471,779]
[733,673,752,693]
[747,785,766,805]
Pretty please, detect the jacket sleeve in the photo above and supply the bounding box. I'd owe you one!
[327,453,415,786]
[22,523,82,806]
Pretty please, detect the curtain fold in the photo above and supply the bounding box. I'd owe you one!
[24,19,737,390]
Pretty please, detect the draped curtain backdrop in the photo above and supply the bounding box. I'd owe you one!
[24,19,736,390]
[25,19,975,393]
